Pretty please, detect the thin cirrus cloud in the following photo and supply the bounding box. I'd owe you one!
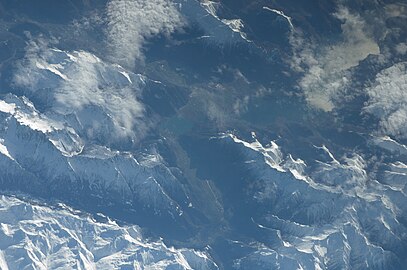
[364,62,407,140]
[105,0,185,68]
[289,6,380,112]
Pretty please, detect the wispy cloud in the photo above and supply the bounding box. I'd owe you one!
[13,39,148,142]
[395,43,407,55]
[105,0,185,68]
[364,62,407,139]
[290,6,380,111]
[12,1,185,143]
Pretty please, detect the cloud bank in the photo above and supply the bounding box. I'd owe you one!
[106,0,185,67]
[290,6,380,111]
[13,39,147,141]
[364,62,407,139]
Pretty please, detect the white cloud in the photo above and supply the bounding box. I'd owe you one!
[106,0,185,68]
[395,43,407,55]
[13,39,148,141]
[233,96,250,116]
[290,6,380,111]
[364,62,407,139]
[13,38,58,89]
[55,52,146,138]
[384,3,407,18]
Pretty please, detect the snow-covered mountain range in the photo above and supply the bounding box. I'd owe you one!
[219,133,407,269]
[0,194,217,270]
[0,0,406,269]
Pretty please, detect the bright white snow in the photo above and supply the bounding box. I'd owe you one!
[0,195,217,270]
[263,6,294,29]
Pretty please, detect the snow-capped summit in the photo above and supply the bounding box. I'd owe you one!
[0,91,192,229]
[0,195,218,270]
[219,133,407,269]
